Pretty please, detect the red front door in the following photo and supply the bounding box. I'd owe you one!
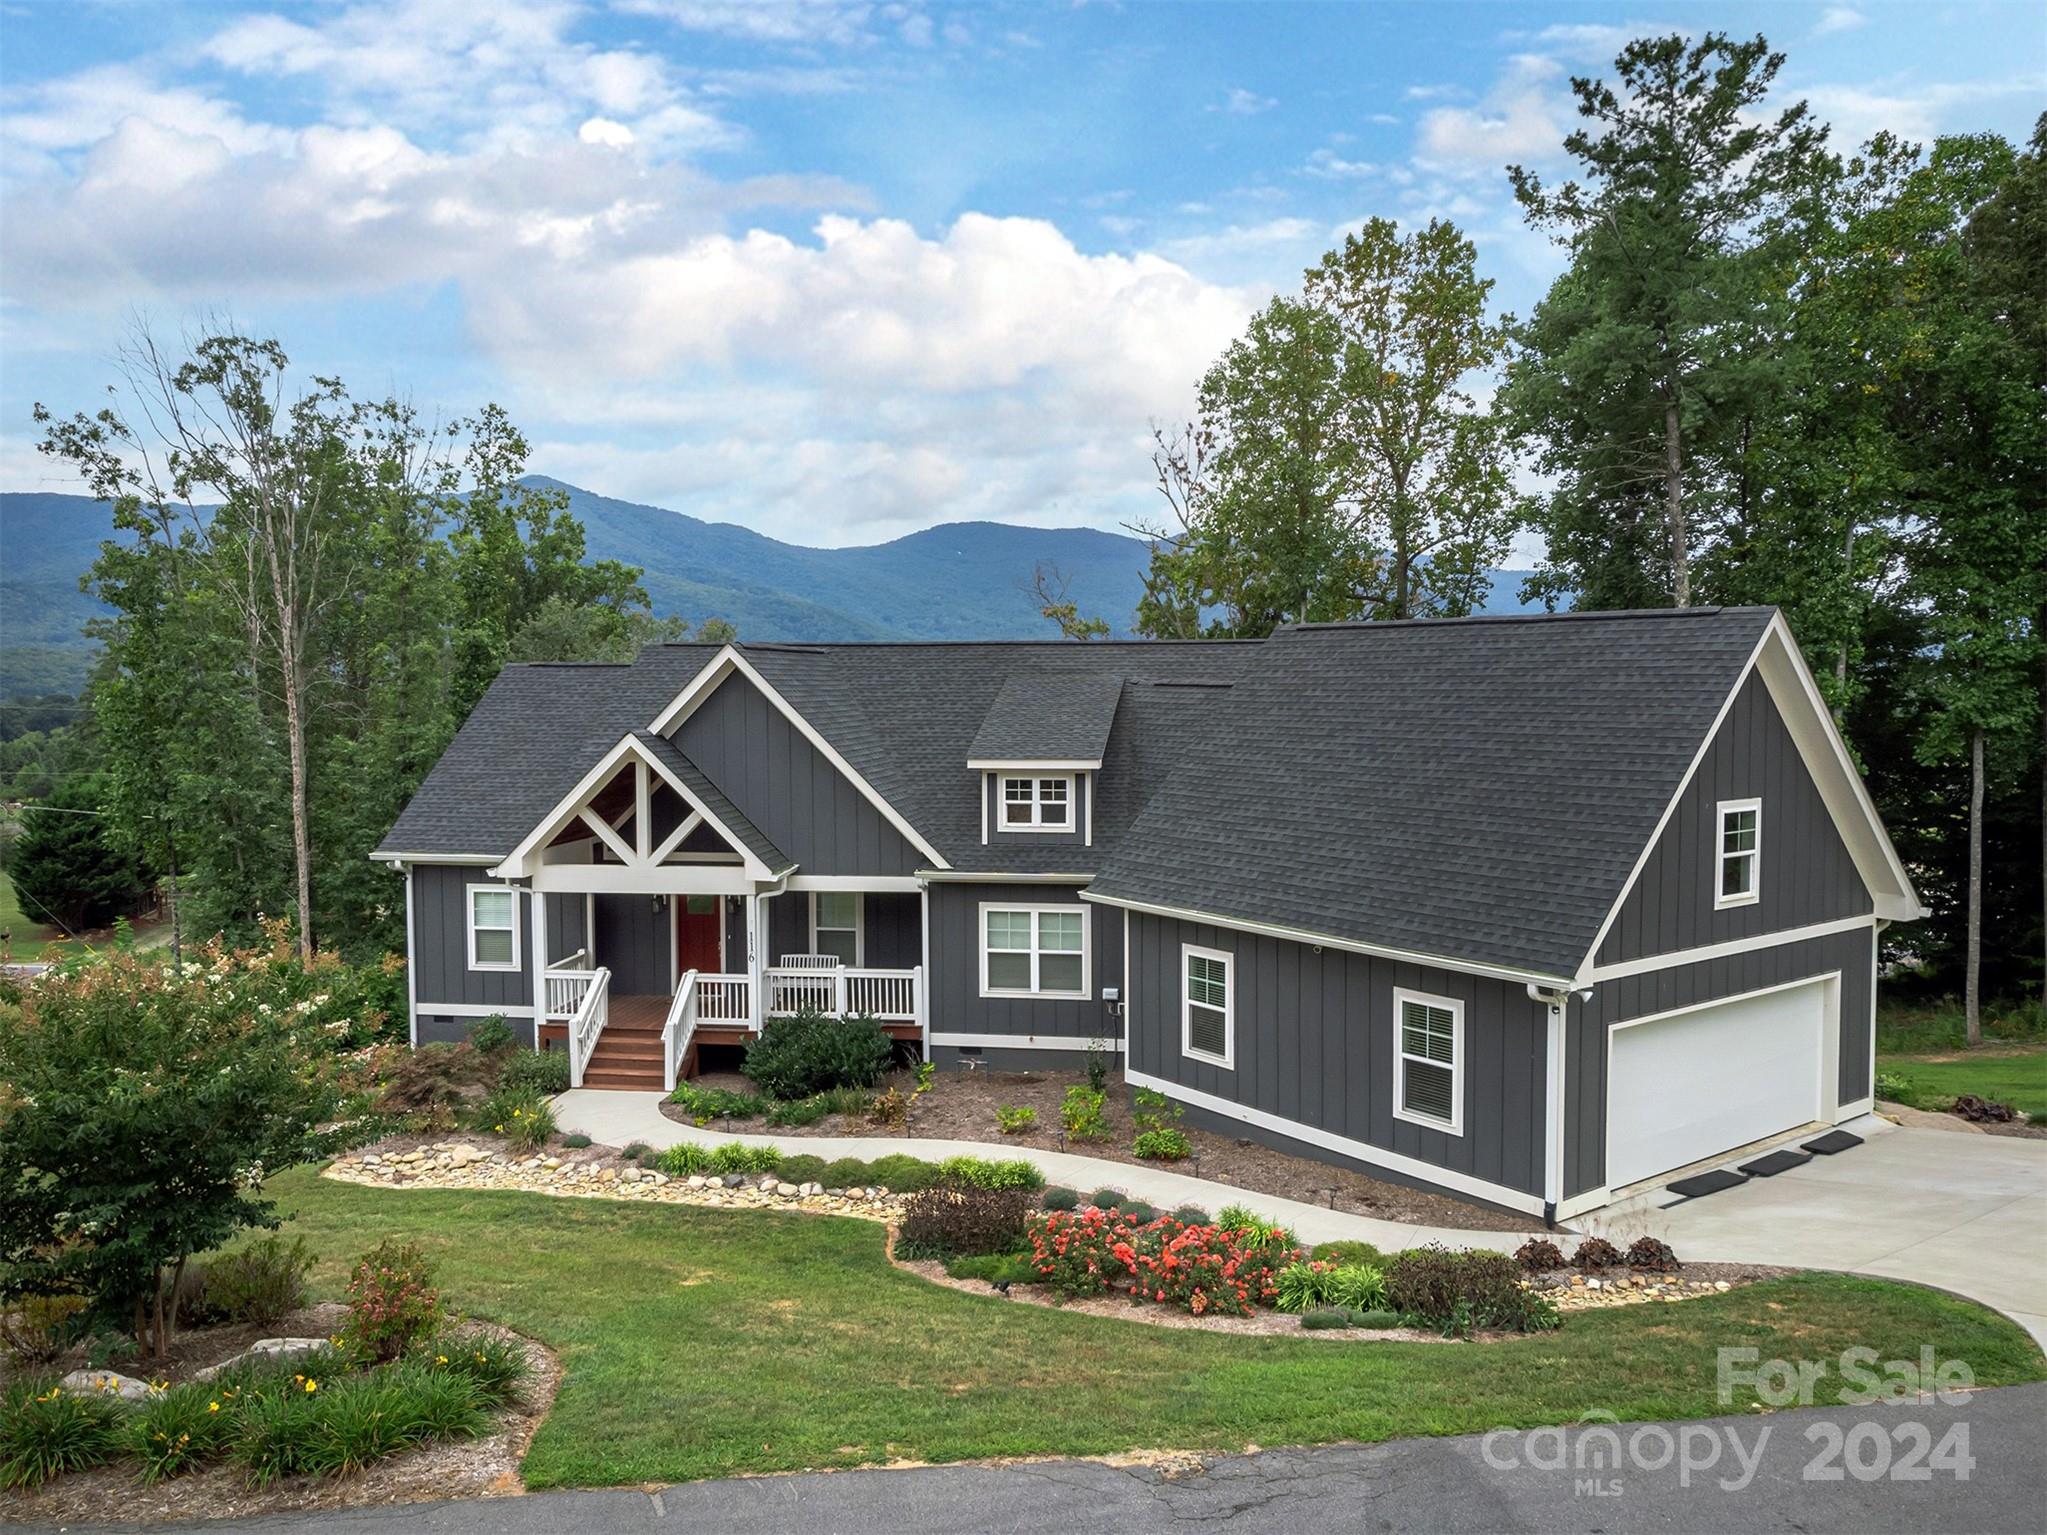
[677,895,722,974]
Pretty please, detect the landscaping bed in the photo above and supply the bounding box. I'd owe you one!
[668,1061,1517,1229]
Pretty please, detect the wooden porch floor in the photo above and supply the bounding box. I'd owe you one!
[607,994,669,1031]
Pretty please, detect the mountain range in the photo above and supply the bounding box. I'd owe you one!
[0,479,1532,698]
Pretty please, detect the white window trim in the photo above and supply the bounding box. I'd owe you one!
[1391,987,1464,1137]
[1714,797,1762,911]
[977,901,1091,999]
[466,883,521,973]
[998,774,1076,833]
[808,890,864,966]
[1180,943,1235,1070]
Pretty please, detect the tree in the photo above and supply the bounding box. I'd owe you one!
[508,596,687,663]
[1303,218,1519,618]
[8,775,146,936]
[0,937,369,1356]
[1025,561,1110,641]
[1505,32,1832,609]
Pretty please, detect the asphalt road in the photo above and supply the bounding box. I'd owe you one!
[38,1383,2047,1535]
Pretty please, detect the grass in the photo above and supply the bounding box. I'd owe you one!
[259,1167,2046,1489]
[1877,1047,2047,1120]
[0,867,71,958]
[1876,997,2047,1054]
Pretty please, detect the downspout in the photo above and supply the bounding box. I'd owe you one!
[1527,983,1577,1229]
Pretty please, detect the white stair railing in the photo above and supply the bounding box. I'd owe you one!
[566,966,611,1088]
[663,970,699,1093]
[545,959,599,1022]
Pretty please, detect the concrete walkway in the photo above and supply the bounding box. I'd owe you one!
[1604,1122,2047,1353]
[552,1088,1547,1251]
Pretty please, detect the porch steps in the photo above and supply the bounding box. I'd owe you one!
[580,1028,666,1091]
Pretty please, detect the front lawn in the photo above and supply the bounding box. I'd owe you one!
[263,1168,2046,1488]
[1877,1045,2047,1120]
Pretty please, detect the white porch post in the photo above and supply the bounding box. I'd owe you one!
[918,884,931,1052]
[529,887,548,1047]
[748,891,767,1029]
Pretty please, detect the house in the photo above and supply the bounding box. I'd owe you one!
[374,606,1922,1220]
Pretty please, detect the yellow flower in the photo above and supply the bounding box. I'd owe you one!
[208,1401,221,1413]
[304,1378,319,1393]
[436,1355,448,1365]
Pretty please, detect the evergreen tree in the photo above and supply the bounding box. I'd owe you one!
[10,775,146,936]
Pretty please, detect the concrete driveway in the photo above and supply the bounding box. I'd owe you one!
[1602,1122,2047,1352]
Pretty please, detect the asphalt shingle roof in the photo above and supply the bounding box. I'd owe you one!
[967,673,1125,765]
[379,608,1776,978]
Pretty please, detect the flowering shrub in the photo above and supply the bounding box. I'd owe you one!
[1060,1086,1108,1140]
[477,1086,555,1151]
[0,1378,127,1489]
[342,1241,443,1363]
[1028,1209,1302,1317]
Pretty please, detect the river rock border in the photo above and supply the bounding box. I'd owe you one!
[325,1141,909,1222]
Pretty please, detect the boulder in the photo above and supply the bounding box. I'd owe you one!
[60,1369,157,1401]
[194,1337,330,1381]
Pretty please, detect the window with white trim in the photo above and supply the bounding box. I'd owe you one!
[466,885,519,971]
[1000,775,1073,830]
[1392,989,1462,1135]
[1716,798,1761,909]
[1181,945,1234,1068]
[810,891,862,967]
[980,904,1088,997]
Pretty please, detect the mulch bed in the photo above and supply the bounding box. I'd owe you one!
[666,1064,1518,1230]
[0,1317,560,1527]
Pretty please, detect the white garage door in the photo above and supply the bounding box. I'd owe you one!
[1607,981,1831,1188]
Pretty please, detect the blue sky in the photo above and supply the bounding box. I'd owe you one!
[2,1,2041,553]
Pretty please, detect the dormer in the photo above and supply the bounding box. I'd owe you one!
[967,674,1123,850]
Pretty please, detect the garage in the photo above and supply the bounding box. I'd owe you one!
[1606,979,1834,1188]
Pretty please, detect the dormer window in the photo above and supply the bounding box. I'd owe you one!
[1002,775,1072,831]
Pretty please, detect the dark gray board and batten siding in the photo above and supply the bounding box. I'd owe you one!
[671,673,921,877]
[1596,672,1870,967]
[926,882,1122,1042]
[411,864,588,1044]
[981,771,1088,849]
[1124,911,1549,1202]
[765,889,921,970]
[1564,924,1875,1199]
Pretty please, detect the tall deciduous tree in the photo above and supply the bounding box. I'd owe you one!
[1505,32,1831,609]
[1304,218,1518,619]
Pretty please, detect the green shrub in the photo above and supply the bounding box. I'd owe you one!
[558,1133,591,1150]
[343,1240,443,1363]
[1171,1204,1210,1226]
[424,1334,528,1408]
[743,1009,895,1099]
[944,1252,1039,1285]
[1322,1266,1389,1311]
[1040,1186,1081,1211]
[1119,1200,1156,1224]
[1131,1086,1182,1132]
[897,1186,1037,1258]
[622,1141,650,1160]
[814,1084,878,1118]
[1133,1127,1191,1161]
[1312,1240,1384,1268]
[1214,1204,1296,1250]
[764,1094,831,1127]
[776,1154,829,1184]
[466,1015,515,1054]
[500,1047,570,1096]
[131,1380,238,1483]
[477,1085,555,1151]
[865,1153,941,1191]
[0,1294,89,1365]
[708,1141,783,1175]
[995,1104,1038,1135]
[0,1377,127,1489]
[1299,1308,1355,1331]
[206,1234,315,1327]
[1087,1187,1124,1209]
[1061,1085,1108,1140]
[823,1156,878,1187]
[667,1082,766,1123]
[937,1154,1045,1192]
[1873,1068,1913,1100]
[658,1142,711,1176]
[1351,1308,1404,1329]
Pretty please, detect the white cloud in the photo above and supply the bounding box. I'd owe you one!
[1153,217,1318,265]
[1415,53,1570,170]
[619,1,923,49]
[580,117,638,148]
[1219,87,1276,116]
[1516,20,1687,63]
[1812,7,1867,38]
[1301,146,1376,180]
[1405,83,1463,101]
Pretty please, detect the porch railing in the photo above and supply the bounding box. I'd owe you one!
[764,964,920,1024]
[543,956,598,1022]
[695,973,753,1024]
[662,969,698,1093]
[565,966,611,1089]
